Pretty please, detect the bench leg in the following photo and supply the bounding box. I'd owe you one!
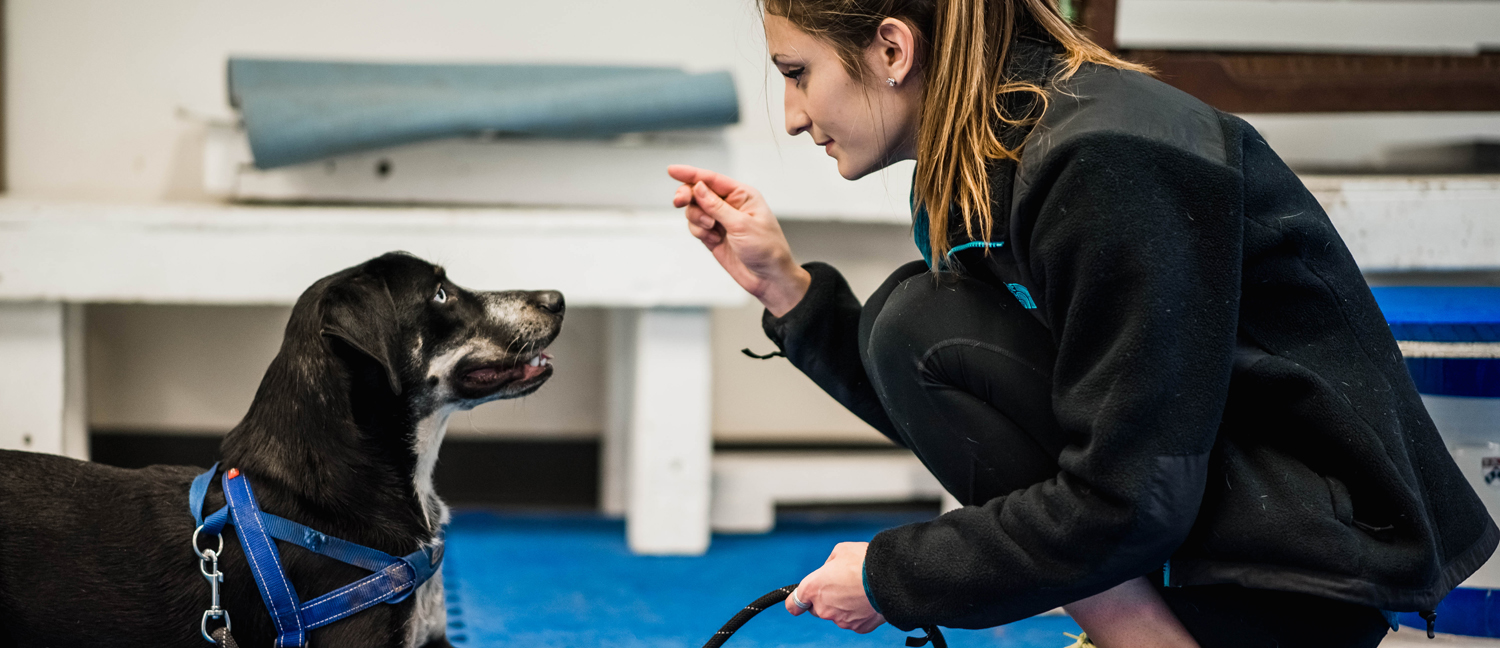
[618,307,712,555]
[0,302,87,459]
[599,308,637,518]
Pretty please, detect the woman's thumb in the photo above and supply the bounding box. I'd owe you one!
[693,182,743,226]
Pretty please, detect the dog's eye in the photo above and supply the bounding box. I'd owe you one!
[433,286,448,303]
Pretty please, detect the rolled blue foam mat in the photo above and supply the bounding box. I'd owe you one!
[440,510,1082,647]
[228,59,740,169]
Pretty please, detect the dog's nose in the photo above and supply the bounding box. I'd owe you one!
[531,290,565,315]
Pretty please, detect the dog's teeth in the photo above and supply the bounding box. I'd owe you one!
[528,356,542,367]
[540,357,551,366]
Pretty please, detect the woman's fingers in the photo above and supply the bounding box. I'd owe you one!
[668,165,744,199]
[684,203,715,230]
[686,211,722,247]
[786,570,820,616]
[691,182,747,229]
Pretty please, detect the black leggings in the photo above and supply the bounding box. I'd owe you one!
[858,261,1389,648]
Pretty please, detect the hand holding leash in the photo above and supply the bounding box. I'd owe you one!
[702,581,944,648]
[786,541,886,634]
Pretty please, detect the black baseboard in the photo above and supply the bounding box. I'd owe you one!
[89,433,600,509]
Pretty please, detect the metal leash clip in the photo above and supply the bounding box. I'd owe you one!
[194,524,233,643]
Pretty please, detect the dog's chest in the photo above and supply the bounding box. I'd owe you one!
[405,567,448,647]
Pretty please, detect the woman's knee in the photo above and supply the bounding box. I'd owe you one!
[865,271,1055,380]
[862,271,1065,456]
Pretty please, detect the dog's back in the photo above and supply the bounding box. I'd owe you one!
[0,449,210,646]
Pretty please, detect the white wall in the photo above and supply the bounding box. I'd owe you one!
[4,0,916,217]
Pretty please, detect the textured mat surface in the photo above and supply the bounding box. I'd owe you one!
[442,510,1082,648]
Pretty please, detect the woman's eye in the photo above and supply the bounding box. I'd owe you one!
[784,68,804,84]
[433,286,447,303]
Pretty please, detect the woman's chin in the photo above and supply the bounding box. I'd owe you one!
[835,156,887,181]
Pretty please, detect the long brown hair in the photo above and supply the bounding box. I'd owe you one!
[761,0,1148,262]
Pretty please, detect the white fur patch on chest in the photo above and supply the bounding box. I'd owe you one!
[412,407,454,533]
[404,556,448,647]
[407,408,453,647]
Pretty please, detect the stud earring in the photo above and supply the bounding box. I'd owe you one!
[886,77,897,87]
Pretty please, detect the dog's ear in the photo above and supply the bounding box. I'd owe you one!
[320,273,404,395]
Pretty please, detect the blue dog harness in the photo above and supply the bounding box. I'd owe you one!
[188,464,443,646]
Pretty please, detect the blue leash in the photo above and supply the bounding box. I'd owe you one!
[189,463,443,646]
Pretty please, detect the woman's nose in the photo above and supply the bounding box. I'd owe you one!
[785,95,811,136]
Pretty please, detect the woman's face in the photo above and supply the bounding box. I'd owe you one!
[764,14,921,180]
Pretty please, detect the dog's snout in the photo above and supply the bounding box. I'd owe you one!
[531,290,565,315]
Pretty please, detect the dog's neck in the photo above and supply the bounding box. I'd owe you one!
[220,334,440,549]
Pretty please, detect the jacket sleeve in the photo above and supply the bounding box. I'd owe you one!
[762,262,903,445]
[864,133,1245,629]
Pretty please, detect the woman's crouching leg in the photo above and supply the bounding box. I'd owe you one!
[858,266,1063,504]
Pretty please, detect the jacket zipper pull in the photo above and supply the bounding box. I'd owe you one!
[1419,609,1437,638]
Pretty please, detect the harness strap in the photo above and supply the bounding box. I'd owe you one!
[198,506,441,587]
[188,466,443,644]
[224,469,308,647]
[189,463,216,525]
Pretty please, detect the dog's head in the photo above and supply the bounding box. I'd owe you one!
[315,252,563,411]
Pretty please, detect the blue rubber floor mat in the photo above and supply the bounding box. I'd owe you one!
[442,510,1082,648]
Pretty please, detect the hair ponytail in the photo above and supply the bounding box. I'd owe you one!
[761,0,1148,263]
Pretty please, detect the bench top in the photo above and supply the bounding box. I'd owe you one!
[0,199,748,308]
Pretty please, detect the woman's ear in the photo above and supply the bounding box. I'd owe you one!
[870,17,918,86]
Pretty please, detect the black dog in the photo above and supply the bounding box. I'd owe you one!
[0,252,563,647]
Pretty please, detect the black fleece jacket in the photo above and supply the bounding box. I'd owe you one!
[760,50,1498,630]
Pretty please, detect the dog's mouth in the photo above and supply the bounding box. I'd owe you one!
[456,351,553,399]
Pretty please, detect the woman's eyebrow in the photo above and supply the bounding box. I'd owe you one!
[770,53,798,65]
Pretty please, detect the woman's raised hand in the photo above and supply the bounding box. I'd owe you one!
[668,165,811,317]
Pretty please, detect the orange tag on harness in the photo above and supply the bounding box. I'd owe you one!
[226,468,240,480]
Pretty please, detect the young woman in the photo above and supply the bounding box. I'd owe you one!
[669,1,1497,646]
